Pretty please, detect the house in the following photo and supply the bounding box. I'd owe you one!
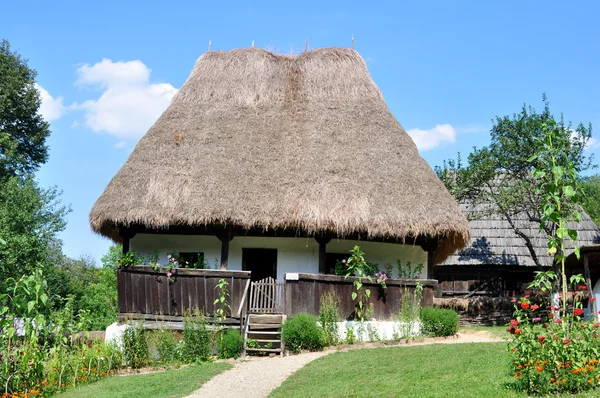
[89,47,470,283]
[437,202,600,296]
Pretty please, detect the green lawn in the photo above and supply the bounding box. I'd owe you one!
[59,362,232,398]
[270,343,599,398]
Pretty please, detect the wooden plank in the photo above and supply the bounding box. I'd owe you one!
[117,270,127,313]
[151,274,160,314]
[180,277,189,315]
[123,265,251,278]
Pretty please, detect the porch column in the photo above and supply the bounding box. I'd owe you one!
[119,227,135,254]
[584,252,597,318]
[419,239,438,280]
[315,235,332,274]
[217,229,234,270]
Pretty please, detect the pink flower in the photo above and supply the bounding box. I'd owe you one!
[510,320,519,327]
[167,272,172,277]
[554,318,562,324]
[533,317,541,322]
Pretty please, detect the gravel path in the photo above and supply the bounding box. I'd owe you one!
[185,331,502,398]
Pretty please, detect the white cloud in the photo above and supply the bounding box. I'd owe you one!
[71,59,178,141]
[35,84,66,122]
[114,140,128,149]
[406,124,456,151]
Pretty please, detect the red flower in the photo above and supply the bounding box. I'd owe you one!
[510,319,519,327]
[591,298,597,302]
[531,304,540,311]
[580,285,587,290]
[538,336,545,343]
[574,308,584,317]
[515,328,522,335]
[563,339,571,346]
[521,302,530,310]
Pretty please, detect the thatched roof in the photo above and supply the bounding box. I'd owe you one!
[440,203,600,267]
[89,47,470,258]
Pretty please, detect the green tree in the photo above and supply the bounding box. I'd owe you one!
[0,39,50,179]
[436,95,593,270]
[580,174,600,225]
[0,177,68,284]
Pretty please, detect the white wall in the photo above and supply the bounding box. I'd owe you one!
[131,234,427,281]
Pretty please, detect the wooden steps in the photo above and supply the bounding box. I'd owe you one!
[242,314,286,357]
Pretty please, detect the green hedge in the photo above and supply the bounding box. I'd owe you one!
[420,307,459,337]
[282,313,325,353]
[217,328,243,359]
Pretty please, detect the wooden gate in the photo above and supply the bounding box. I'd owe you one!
[249,277,285,314]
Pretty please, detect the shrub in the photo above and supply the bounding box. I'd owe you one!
[217,328,243,359]
[319,292,341,346]
[152,329,179,364]
[122,324,149,368]
[420,307,459,337]
[181,310,211,363]
[393,284,423,340]
[282,313,325,353]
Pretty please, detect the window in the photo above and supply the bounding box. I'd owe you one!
[326,253,349,274]
[178,252,205,269]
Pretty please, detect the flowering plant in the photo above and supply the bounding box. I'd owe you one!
[508,294,600,394]
[374,271,388,289]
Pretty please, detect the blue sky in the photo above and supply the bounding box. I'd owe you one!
[2,1,600,264]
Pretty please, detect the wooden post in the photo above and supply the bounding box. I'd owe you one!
[315,235,331,274]
[217,229,234,270]
[584,252,597,319]
[119,227,133,254]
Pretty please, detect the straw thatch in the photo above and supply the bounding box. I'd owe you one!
[89,47,470,258]
[440,203,600,267]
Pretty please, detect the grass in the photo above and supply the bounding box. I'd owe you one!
[59,362,232,398]
[270,343,599,398]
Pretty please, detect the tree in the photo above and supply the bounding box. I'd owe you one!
[0,177,68,284]
[436,96,593,295]
[580,174,600,225]
[0,39,50,179]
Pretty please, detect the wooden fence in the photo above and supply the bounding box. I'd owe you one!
[249,277,285,314]
[284,273,436,321]
[117,265,250,326]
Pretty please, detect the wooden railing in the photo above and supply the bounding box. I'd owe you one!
[117,265,251,324]
[284,273,437,321]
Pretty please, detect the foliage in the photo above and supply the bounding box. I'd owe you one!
[0,177,68,286]
[396,260,424,279]
[213,279,231,323]
[393,283,423,340]
[180,310,211,363]
[344,325,356,345]
[117,250,145,268]
[420,307,459,337]
[216,329,242,359]
[507,294,600,395]
[1,268,121,396]
[530,119,585,315]
[319,292,341,346]
[342,246,373,321]
[0,39,50,179]
[580,174,600,226]
[435,95,593,270]
[282,313,325,353]
[57,362,233,398]
[151,329,179,364]
[122,325,149,369]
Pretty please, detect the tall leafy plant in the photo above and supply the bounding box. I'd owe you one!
[343,246,373,322]
[530,121,585,322]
